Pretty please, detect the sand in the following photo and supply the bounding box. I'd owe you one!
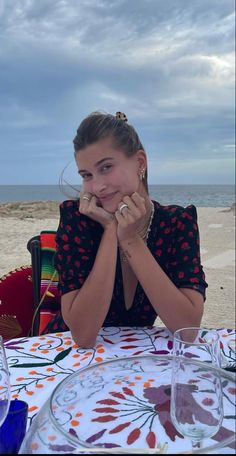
[0,201,235,329]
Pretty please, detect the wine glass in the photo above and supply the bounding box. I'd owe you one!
[172,327,221,367]
[0,336,10,426]
[171,328,223,451]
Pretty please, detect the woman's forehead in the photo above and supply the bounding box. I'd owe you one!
[76,138,126,166]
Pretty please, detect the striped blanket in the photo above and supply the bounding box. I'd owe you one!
[39,231,60,334]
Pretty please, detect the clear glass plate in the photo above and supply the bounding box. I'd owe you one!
[19,355,236,454]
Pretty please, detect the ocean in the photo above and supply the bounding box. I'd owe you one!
[0,185,234,207]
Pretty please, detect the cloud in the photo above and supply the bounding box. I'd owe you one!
[0,0,234,184]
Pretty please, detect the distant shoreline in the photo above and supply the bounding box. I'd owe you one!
[0,184,235,207]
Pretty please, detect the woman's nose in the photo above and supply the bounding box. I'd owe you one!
[92,177,107,194]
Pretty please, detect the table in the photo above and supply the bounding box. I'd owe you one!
[4,326,236,453]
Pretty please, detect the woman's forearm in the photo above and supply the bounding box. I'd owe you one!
[120,236,203,333]
[62,225,118,347]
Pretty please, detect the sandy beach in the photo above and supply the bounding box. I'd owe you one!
[0,201,235,330]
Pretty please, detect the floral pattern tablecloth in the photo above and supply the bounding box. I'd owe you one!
[4,326,236,453]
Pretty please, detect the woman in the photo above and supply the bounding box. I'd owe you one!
[53,111,207,347]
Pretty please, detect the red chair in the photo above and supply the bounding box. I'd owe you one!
[0,231,60,340]
[0,265,33,340]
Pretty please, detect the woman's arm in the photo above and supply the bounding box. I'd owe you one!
[119,235,204,333]
[116,195,205,333]
[61,222,118,348]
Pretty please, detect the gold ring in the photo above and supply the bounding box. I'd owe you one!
[82,195,91,201]
[119,203,128,214]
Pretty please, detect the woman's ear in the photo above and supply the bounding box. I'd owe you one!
[136,149,147,172]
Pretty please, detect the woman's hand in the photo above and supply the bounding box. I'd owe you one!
[79,192,116,230]
[115,192,147,242]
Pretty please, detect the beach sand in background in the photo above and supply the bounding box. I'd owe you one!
[0,201,235,329]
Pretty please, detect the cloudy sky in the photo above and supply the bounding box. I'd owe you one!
[0,0,235,185]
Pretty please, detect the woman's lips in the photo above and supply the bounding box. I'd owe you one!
[99,192,117,203]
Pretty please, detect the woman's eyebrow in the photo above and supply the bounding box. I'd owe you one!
[95,157,114,167]
[78,157,114,174]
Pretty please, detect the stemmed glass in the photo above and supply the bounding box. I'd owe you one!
[170,328,223,451]
[172,327,221,367]
[0,336,10,426]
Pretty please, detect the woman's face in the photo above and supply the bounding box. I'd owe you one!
[75,137,147,213]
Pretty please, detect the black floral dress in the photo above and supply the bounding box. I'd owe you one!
[44,199,208,333]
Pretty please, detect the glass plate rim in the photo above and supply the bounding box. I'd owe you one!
[48,353,235,451]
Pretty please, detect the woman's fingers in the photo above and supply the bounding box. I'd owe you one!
[79,192,92,208]
[79,192,97,215]
[81,192,92,202]
[79,192,115,228]
[115,192,148,242]
[130,192,146,212]
[119,192,146,219]
[118,202,129,216]
[115,207,133,224]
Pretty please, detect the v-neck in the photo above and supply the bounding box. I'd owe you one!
[117,201,157,312]
[121,260,139,311]
[116,249,139,312]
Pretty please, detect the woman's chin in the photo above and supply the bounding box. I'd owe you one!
[102,204,117,214]
[99,196,121,214]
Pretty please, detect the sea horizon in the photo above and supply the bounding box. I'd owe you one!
[0,184,235,208]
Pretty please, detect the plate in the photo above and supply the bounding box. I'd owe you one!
[19,355,236,454]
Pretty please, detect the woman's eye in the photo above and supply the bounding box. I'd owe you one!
[101,164,112,173]
[81,173,92,180]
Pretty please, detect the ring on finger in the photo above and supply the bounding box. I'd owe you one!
[119,203,129,214]
[82,195,91,201]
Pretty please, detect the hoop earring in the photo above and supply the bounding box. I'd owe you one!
[139,169,145,181]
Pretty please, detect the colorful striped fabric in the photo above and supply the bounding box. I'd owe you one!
[39,231,60,334]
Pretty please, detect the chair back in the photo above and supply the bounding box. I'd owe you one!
[39,231,60,334]
[27,231,60,336]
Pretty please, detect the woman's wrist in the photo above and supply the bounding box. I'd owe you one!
[119,234,143,249]
[118,235,145,263]
[118,234,143,253]
[103,219,117,237]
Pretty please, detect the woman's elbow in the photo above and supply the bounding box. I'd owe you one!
[72,332,97,349]
[61,307,97,348]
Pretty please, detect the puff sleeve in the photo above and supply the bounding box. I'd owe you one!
[167,205,208,299]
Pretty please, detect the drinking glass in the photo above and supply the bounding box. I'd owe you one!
[171,328,223,451]
[0,399,28,454]
[0,335,10,426]
[172,327,221,367]
[171,358,223,451]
